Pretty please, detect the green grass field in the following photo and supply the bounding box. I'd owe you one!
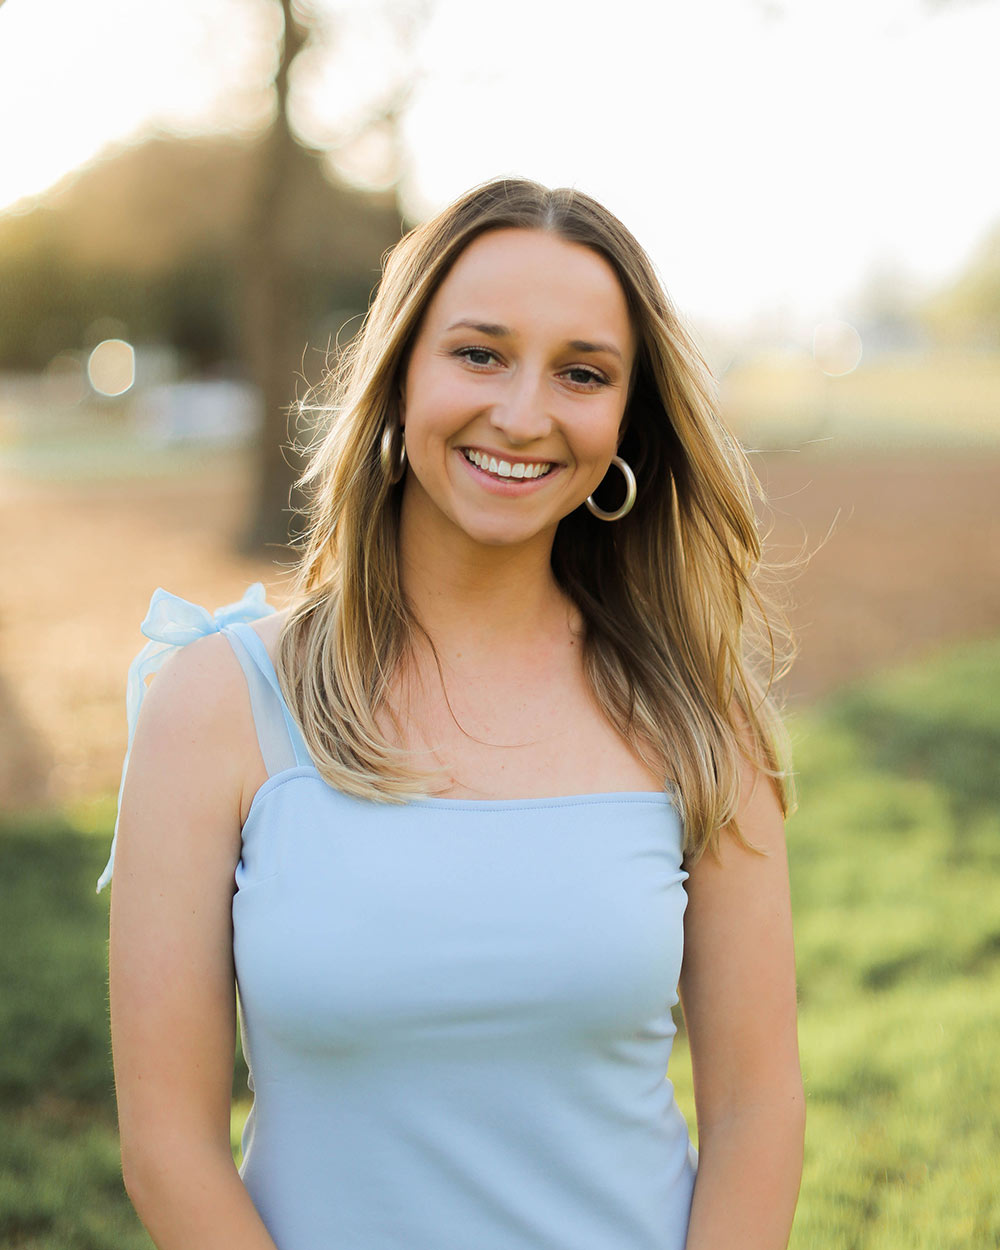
[672,634,1000,1248]
[2,634,998,1248]
[719,350,1000,450]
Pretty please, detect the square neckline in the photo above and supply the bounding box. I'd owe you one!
[228,623,680,817]
[242,766,681,840]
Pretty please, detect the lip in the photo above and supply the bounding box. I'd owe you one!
[454,447,563,495]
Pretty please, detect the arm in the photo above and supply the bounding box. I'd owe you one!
[679,754,805,1250]
[107,632,279,1250]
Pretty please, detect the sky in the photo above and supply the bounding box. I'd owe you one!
[1,0,998,335]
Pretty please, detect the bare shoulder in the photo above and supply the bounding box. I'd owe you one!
[244,606,292,665]
[126,628,258,794]
[140,629,252,741]
[113,630,261,882]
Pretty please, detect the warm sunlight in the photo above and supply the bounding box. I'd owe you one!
[0,0,997,329]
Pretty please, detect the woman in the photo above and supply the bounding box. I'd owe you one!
[99,177,805,1250]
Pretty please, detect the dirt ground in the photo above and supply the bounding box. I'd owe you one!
[2,445,999,810]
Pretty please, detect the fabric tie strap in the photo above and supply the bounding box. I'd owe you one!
[95,583,275,894]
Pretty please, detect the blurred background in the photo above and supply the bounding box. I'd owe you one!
[0,0,997,1246]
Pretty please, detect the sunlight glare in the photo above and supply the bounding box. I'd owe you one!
[88,339,136,396]
[812,320,863,376]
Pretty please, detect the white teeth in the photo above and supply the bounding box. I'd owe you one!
[462,449,553,480]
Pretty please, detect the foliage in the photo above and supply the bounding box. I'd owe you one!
[2,635,999,1246]
[0,808,248,1248]
[0,134,404,371]
[672,634,1000,1248]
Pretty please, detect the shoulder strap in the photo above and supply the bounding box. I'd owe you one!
[221,622,313,777]
[96,583,280,895]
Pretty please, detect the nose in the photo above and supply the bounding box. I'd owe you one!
[488,367,553,446]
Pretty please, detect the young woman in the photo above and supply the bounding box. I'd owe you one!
[99,177,804,1250]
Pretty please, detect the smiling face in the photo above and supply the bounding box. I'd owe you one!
[397,227,637,551]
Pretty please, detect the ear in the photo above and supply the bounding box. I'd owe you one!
[398,386,406,428]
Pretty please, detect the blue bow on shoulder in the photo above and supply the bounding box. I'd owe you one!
[96,583,275,894]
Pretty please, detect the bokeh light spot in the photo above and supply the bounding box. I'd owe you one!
[88,339,135,396]
[812,320,863,377]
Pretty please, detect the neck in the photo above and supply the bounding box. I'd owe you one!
[397,494,574,660]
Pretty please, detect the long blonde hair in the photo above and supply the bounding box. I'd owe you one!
[276,176,796,863]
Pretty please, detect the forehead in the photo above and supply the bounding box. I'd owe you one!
[423,228,633,346]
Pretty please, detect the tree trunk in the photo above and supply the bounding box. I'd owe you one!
[237,0,313,555]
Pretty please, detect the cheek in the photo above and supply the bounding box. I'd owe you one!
[404,366,475,435]
[567,399,626,459]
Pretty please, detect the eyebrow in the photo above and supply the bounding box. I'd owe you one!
[445,319,623,362]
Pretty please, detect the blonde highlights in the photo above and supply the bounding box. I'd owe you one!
[276,177,797,863]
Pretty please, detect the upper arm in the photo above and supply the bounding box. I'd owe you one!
[107,632,252,1178]
[678,754,803,1132]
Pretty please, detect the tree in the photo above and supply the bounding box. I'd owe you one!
[0,0,427,552]
[237,0,315,553]
[0,134,402,373]
[238,0,430,554]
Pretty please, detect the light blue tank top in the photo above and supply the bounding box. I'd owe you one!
[99,586,698,1249]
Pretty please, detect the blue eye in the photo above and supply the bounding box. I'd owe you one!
[565,367,607,388]
[453,346,607,389]
[455,346,498,367]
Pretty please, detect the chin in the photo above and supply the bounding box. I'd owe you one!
[456,519,552,549]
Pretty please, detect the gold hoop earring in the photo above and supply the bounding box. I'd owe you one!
[380,424,407,484]
[585,455,637,522]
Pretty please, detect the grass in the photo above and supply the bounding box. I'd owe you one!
[2,636,999,1247]
[0,425,251,484]
[0,808,152,1249]
[0,801,248,1250]
[670,634,1000,1247]
[720,349,1000,450]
